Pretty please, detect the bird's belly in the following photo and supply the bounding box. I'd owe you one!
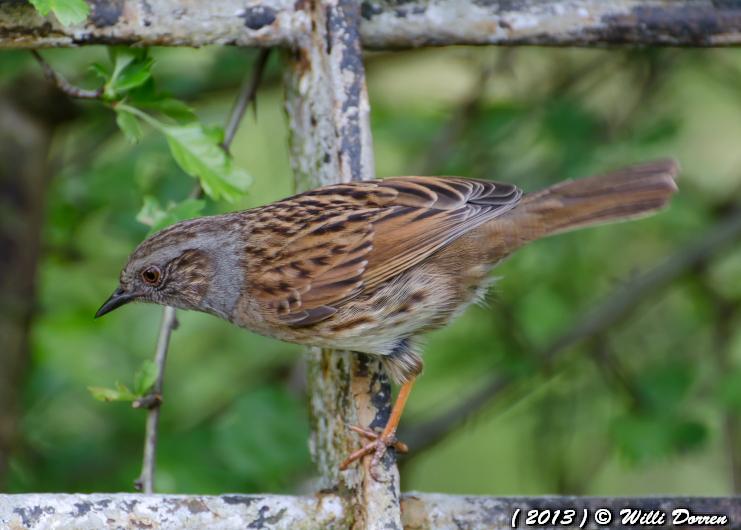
[247,261,494,356]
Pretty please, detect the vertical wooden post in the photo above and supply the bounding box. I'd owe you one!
[284,1,402,528]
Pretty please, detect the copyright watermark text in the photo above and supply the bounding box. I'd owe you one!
[511,506,729,527]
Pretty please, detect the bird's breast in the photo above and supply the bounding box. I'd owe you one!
[231,258,493,357]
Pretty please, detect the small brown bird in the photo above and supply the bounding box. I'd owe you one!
[96,159,678,474]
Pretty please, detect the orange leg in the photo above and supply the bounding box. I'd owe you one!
[340,377,416,478]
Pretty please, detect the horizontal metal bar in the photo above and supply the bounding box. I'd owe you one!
[0,493,346,530]
[404,494,741,529]
[0,0,307,48]
[1,1,740,49]
[359,0,741,48]
[1,493,738,529]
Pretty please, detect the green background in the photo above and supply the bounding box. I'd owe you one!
[2,45,740,495]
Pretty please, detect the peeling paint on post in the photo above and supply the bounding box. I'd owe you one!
[359,0,741,48]
[284,0,374,190]
[0,0,308,48]
[0,493,347,529]
[2,0,740,48]
[2,494,738,529]
[284,1,399,529]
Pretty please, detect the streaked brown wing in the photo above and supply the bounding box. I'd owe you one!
[362,177,521,292]
[249,176,522,326]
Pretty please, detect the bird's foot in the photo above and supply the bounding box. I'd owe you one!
[340,424,408,481]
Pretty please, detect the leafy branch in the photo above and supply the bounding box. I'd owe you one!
[31,51,101,99]
[89,360,158,404]
[33,47,253,215]
[100,49,271,493]
[34,44,273,491]
[116,103,251,202]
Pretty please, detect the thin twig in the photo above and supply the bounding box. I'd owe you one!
[134,306,177,493]
[133,48,272,493]
[31,51,103,100]
[223,49,271,152]
[401,206,741,455]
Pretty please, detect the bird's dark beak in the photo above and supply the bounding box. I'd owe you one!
[95,287,135,318]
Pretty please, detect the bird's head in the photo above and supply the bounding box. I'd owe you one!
[95,216,245,320]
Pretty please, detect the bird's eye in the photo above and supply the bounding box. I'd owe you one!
[141,266,162,286]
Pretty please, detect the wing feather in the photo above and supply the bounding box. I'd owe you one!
[247,176,521,326]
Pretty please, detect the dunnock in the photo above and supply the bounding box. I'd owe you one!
[97,159,678,473]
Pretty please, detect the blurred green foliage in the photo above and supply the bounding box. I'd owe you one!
[2,44,740,496]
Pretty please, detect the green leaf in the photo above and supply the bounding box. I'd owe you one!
[28,0,52,16]
[125,77,158,103]
[50,0,89,26]
[113,57,153,93]
[115,382,137,401]
[89,62,111,82]
[88,386,122,402]
[202,124,224,145]
[105,48,150,100]
[132,94,196,123]
[117,105,250,201]
[108,47,146,72]
[160,122,251,201]
[134,360,158,396]
[88,383,136,403]
[136,196,206,234]
[126,79,196,123]
[31,0,90,25]
[149,97,197,123]
[115,109,142,144]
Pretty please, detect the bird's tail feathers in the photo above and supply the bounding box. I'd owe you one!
[480,159,679,261]
[519,158,679,237]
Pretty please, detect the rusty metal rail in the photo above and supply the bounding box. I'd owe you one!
[1,493,739,529]
[0,1,739,49]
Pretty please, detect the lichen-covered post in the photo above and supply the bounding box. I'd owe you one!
[284,1,402,529]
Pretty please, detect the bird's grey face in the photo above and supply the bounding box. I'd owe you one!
[95,225,214,318]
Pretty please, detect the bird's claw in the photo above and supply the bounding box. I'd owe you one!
[340,424,408,481]
[347,425,408,453]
